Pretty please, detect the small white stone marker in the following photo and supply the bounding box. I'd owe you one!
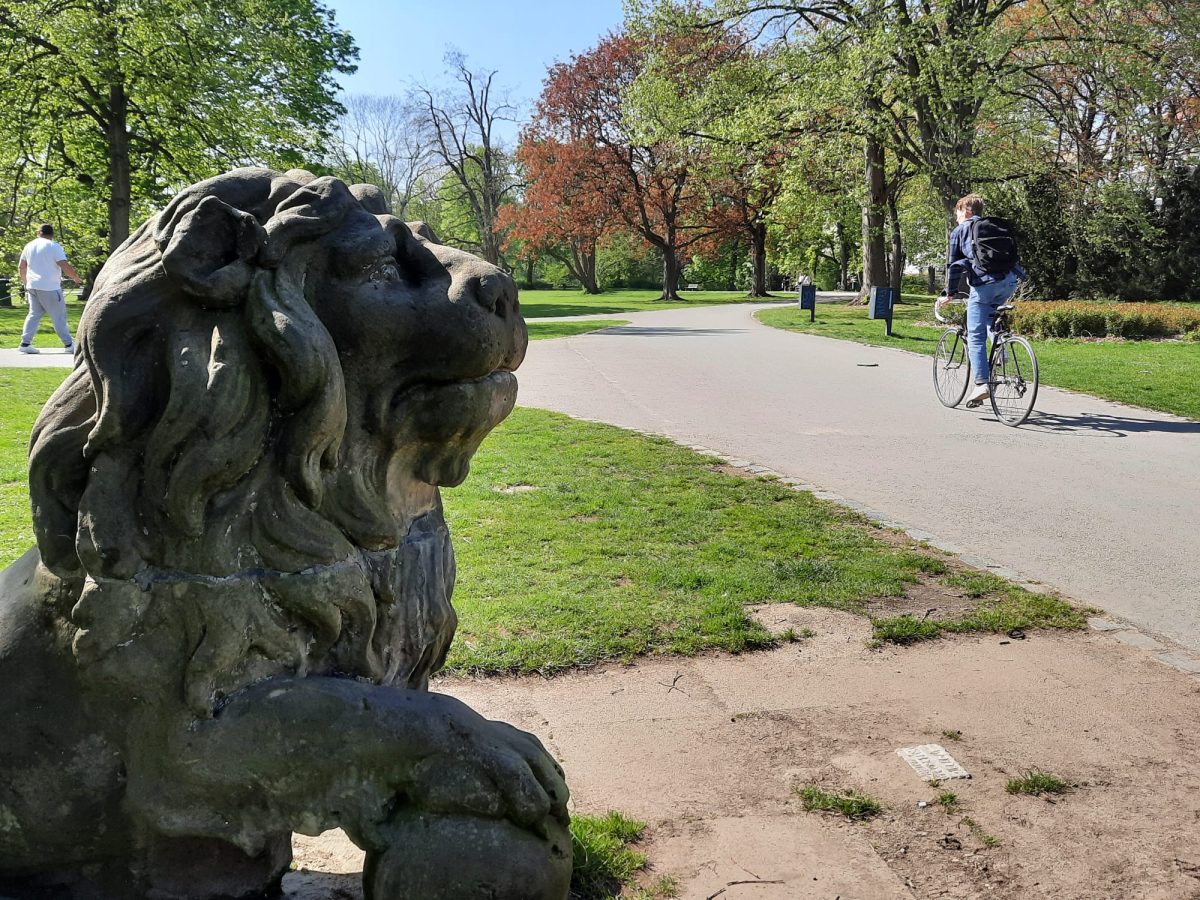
[896,744,971,781]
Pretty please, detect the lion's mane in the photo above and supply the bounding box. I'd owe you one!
[28,169,457,715]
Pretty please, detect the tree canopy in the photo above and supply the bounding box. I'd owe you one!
[0,0,356,273]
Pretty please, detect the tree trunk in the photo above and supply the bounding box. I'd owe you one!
[660,240,682,301]
[748,220,770,298]
[887,191,904,296]
[860,134,888,301]
[836,221,850,290]
[106,82,131,254]
[524,255,535,289]
[578,247,599,295]
[564,240,601,294]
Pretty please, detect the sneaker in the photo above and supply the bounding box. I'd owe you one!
[18,344,39,354]
[965,383,989,408]
[63,342,75,354]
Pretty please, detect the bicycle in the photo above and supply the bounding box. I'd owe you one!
[933,293,1039,426]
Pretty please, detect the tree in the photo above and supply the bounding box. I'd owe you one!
[417,52,518,267]
[528,30,727,300]
[0,0,357,259]
[326,94,435,219]
[499,137,610,293]
[626,11,789,297]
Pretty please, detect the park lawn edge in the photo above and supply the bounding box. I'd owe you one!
[755,300,1200,421]
[0,373,1088,678]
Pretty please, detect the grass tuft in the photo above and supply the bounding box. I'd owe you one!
[1005,769,1076,797]
[570,811,649,899]
[797,785,883,820]
[936,791,959,812]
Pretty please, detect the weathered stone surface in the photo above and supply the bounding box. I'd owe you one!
[0,168,569,899]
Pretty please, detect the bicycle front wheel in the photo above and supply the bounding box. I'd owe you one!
[989,335,1038,426]
[933,327,971,408]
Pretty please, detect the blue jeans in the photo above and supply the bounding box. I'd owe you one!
[966,273,1018,384]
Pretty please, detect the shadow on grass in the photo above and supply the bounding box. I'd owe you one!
[521,302,641,317]
[1025,411,1200,436]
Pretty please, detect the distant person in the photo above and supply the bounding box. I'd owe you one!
[18,223,82,354]
[944,194,1024,407]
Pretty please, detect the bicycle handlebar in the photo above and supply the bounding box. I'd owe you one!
[933,294,967,324]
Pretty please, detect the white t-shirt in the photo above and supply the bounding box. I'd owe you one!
[20,237,67,289]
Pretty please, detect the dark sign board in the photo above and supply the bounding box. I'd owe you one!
[868,286,896,335]
[798,284,816,321]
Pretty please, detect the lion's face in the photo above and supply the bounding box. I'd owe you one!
[308,207,527,490]
[24,169,532,707]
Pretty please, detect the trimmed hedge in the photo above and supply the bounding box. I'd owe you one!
[1011,301,1200,339]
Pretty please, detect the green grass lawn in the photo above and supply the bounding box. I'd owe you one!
[0,373,1083,673]
[520,288,771,318]
[528,319,629,340]
[758,298,1200,420]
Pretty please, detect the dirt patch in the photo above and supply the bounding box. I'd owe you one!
[287,623,1200,899]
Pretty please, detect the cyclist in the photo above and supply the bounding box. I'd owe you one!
[943,194,1024,407]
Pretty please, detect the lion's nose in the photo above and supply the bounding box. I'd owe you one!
[471,272,518,320]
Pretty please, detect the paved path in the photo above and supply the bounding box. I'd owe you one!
[517,302,1200,651]
[0,345,75,367]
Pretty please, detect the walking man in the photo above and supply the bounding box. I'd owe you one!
[945,194,1023,407]
[18,223,82,354]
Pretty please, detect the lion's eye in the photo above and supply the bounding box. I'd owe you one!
[366,260,401,284]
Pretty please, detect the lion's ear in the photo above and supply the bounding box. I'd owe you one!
[406,221,441,244]
[350,183,390,216]
[259,177,356,267]
[160,196,266,308]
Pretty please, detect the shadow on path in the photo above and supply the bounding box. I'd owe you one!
[594,325,748,337]
[1024,411,1200,437]
[282,870,361,899]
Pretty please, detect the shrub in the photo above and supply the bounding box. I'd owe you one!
[1012,301,1200,339]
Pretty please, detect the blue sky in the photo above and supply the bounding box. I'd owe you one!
[324,0,627,119]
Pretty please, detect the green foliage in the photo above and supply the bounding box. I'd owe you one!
[683,241,750,292]
[797,785,882,820]
[596,235,663,290]
[0,0,357,267]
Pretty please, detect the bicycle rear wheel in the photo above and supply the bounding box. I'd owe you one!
[989,335,1038,426]
[933,327,971,408]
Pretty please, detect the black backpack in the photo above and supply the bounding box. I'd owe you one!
[969,216,1018,276]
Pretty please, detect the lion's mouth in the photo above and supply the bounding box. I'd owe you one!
[389,370,518,487]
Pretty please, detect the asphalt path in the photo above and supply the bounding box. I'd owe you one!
[517,302,1200,651]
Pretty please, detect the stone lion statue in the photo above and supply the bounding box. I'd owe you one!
[0,168,571,899]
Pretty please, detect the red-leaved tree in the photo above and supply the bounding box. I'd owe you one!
[524,31,719,300]
[499,137,610,294]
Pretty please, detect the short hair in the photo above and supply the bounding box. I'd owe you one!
[955,195,984,217]
[37,223,53,237]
